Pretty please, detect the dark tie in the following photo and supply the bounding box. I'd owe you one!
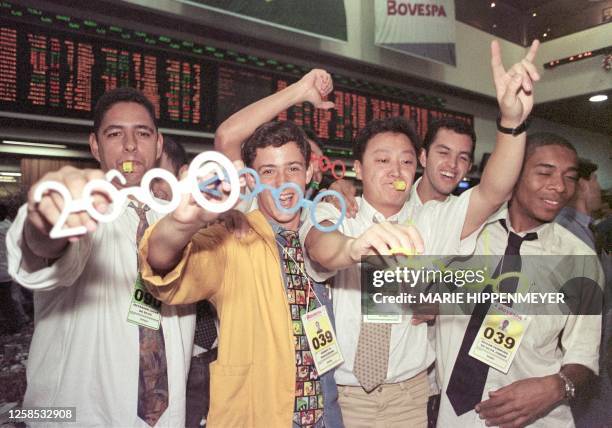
[446,219,537,416]
[194,300,218,350]
[130,201,169,427]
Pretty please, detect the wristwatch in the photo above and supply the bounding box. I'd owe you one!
[496,115,530,136]
[558,371,576,400]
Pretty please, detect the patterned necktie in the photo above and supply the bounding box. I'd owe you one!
[353,217,395,393]
[194,300,217,350]
[446,219,537,415]
[129,201,169,427]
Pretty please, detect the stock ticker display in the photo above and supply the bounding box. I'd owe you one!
[0,1,472,148]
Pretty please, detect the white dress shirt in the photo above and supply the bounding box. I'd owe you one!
[299,189,473,386]
[436,206,603,428]
[7,202,195,427]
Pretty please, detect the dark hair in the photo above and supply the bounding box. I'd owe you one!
[353,117,421,162]
[524,133,577,165]
[422,117,476,160]
[92,87,157,136]
[302,127,319,144]
[0,201,7,221]
[576,159,598,180]
[241,121,311,167]
[161,136,188,174]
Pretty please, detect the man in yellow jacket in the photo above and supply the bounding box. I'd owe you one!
[141,121,409,427]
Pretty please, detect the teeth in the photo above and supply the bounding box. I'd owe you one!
[279,193,293,202]
[543,199,559,206]
[441,171,455,178]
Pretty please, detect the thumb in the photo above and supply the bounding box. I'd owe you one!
[317,101,335,110]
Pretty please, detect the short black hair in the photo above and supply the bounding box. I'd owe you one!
[525,132,577,165]
[241,121,311,168]
[353,117,421,162]
[92,87,157,136]
[576,158,598,180]
[161,136,188,174]
[302,127,319,144]
[422,117,476,160]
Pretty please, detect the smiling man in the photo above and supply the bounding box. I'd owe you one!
[435,133,604,427]
[300,40,541,427]
[6,87,195,427]
[139,121,344,427]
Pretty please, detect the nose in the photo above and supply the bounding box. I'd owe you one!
[389,159,401,177]
[122,132,137,152]
[547,172,567,194]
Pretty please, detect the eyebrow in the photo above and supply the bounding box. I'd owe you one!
[536,163,578,172]
[370,148,415,156]
[101,124,155,134]
[257,161,305,169]
[436,144,471,156]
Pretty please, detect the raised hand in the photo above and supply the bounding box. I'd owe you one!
[297,69,335,110]
[491,39,540,128]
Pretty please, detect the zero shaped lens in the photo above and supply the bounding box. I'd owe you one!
[237,167,260,201]
[311,190,346,233]
[272,182,304,215]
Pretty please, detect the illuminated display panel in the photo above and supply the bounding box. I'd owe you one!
[0,2,472,147]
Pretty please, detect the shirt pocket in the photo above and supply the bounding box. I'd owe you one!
[208,363,252,427]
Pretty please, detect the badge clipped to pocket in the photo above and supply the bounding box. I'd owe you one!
[301,306,344,375]
[468,302,530,373]
[127,274,163,330]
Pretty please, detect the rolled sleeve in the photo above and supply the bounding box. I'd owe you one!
[560,314,601,374]
[299,202,342,283]
[139,221,226,305]
[7,204,92,291]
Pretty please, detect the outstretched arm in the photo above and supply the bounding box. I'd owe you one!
[215,69,334,160]
[462,40,540,239]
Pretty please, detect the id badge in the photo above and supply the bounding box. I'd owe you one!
[127,273,163,330]
[468,302,530,373]
[301,306,344,375]
[363,314,402,324]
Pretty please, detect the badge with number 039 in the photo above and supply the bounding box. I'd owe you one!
[468,302,531,373]
[127,274,163,330]
[301,306,344,375]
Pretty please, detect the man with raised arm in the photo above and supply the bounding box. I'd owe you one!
[299,40,541,427]
[141,121,412,427]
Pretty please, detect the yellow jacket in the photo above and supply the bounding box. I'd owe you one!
[140,210,295,427]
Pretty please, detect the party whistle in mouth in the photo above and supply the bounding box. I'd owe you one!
[122,161,134,173]
[392,180,406,191]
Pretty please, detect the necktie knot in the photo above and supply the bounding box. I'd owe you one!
[129,201,150,220]
[500,220,537,255]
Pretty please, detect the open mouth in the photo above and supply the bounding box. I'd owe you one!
[440,170,456,180]
[121,160,140,173]
[542,198,560,208]
[278,192,296,208]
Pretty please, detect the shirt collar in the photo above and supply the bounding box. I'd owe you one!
[489,204,552,247]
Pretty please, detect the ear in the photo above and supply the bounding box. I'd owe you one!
[177,164,188,178]
[419,149,427,169]
[306,162,314,184]
[354,160,363,181]
[89,132,101,163]
[156,132,164,161]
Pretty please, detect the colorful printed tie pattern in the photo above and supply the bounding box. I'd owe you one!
[279,230,325,428]
[129,201,169,427]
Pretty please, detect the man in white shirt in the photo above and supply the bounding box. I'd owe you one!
[436,133,604,427]
[6,87,195,427]
[299,40,541,426]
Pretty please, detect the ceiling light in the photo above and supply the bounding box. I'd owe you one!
[490,2,496,7]
[543,32,548,37]
[0,172,21,176]
[2,140,67,149]
[589,94,608,102]
[532,12,537,17]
